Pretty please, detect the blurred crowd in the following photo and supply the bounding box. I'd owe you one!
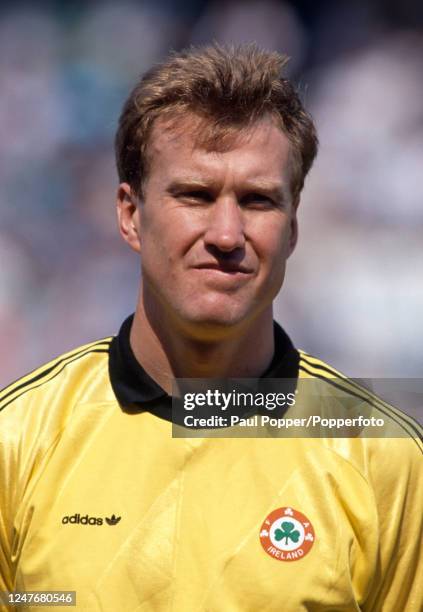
[1,0,422,388]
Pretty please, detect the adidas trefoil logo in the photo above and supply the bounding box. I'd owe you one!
[105,514,121,526]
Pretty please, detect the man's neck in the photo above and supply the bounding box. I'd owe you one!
[129,296,275,395]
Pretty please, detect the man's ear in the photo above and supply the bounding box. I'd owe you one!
[287,197,299,258]
[116,182,142,254]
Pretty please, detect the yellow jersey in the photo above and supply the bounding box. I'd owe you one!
[0,316,421,611]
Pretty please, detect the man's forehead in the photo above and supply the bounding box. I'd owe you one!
[149,112,288,154]
[147,112,292,177]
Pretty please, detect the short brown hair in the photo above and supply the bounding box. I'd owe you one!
[115,43,318,200]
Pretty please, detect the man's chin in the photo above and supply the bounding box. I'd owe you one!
[176,306,251,340]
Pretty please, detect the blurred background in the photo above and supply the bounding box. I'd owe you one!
[1,0,422,388]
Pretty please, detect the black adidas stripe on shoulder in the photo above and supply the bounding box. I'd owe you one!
[0,338,112,413]
[301,352,408,415]
[299,354,422,451]
[300,352,422,437]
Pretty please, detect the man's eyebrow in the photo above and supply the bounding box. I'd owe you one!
[167,178,286,191]
[166,178,216,192]
[244,180,284,191]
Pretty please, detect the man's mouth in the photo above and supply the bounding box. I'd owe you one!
[194,262,253,274]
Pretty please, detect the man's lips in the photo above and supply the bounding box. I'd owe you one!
[193,262,253,274]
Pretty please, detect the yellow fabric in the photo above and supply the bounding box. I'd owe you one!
[0,341,421,611]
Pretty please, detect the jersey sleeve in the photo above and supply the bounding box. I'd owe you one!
[0,387,50,608]
[362,436,422,611]
[0,412,17,603]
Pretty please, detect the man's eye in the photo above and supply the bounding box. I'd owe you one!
[178,191,213,203]
[241,193,276,208]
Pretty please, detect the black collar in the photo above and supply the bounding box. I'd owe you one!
[109,314,299,417]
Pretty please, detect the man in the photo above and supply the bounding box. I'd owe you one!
[0,44,421,611]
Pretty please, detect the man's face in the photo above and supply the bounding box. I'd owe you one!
[120,114,298,336]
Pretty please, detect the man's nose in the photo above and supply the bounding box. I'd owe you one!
[203,197,246,252]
